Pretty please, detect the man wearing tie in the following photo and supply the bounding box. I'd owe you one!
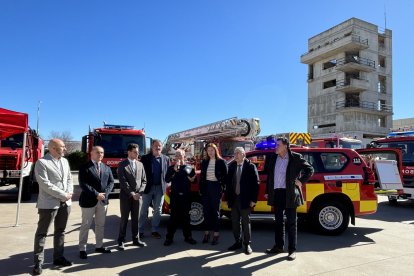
[33,139,73,275]
[225,147,260,255]
[117,143,147,250]
[78,146,114,259]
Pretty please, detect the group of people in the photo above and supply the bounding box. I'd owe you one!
[32,137,313,275]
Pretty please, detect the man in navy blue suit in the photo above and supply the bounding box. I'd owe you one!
[78,146,114,259]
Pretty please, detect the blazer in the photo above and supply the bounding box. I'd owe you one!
[225,159,260,209]
[78,160,114,208]
[266,150,314,208]
[117,158,147,200]
[34,153,73,209]
[199,158,228,194]
[140,152,170,194]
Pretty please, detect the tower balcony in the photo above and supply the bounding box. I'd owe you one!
[301,35,369,64]
[336,100,392,114]
[336,78,369,92]
[335,56,376,72]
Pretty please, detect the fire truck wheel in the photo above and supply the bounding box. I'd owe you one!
[311,200,349,236]
[189,201,204,226]
[21,177,33,201]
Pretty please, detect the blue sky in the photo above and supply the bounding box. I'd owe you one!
[1,0,413,142]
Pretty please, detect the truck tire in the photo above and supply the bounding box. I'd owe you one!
[190,201,204,226]
[311,200,349,235]
[21,177,33,201]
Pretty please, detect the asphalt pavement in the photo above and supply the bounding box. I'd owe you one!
[0,173,413,276]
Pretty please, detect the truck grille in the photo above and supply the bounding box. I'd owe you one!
[0,156,17,170]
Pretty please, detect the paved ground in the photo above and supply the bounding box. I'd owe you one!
[0,173,413,276]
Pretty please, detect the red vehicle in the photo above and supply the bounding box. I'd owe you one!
[310,137,363,149]
[81,124,147,193]
[368,128,414,202]
[0,108,44,200]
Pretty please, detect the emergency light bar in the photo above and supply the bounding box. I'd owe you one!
[255,137,276,150]
[387,131,414,138]
[103,124,135,130]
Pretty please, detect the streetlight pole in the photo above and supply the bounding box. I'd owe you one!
[36,101,42,134]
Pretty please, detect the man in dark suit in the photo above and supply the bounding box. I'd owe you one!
[117,143,147,250]
[225,147,260,255]
[139,139,170,239]
[78,146,114,259]
[265,137,313,261]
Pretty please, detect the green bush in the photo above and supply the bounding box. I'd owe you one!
[66,151,88,171]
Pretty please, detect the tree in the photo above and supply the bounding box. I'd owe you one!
[48,130,80,153]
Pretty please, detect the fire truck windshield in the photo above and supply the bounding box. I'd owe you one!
[220,140,255,158]
[0,133,24,148]
[95,134,145,158]
[376,141,414,166]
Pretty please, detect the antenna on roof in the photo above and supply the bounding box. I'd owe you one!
[384,4,387,29]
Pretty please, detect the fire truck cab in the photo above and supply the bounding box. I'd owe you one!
[0,108,44,201]
[82,124,147,193]
[368,127,414,202]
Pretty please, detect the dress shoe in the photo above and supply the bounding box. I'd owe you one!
[118,242,125,251]
[184,237,197,245]
[32,263,42,275]
[132,240,147,247]
[53,257,73,267]
[151,232,162,239]
[287,252,296,261]
[228,241,242,251]
[79,251,88,259]
[245,244,253,255]
[265,246,284,254]
[211,235,219,245]
[95,247,111,253]
[202,233,210,244]
[164,239,173,246]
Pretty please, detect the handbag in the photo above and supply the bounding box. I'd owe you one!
[294,185,305,207]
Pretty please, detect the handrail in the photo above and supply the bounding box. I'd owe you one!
[336,100,392,112]
[336,56,376,68]
[301,34,368,57]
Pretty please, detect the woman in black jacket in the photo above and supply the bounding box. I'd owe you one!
[200,143,228,245]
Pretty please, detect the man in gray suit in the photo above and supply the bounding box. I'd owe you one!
[117,143,147,250]
[33,139,73,275]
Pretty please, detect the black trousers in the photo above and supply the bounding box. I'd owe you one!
[166,194,192,240]
[34,204,71,264]
[202,181,222,232]
[118,196,142,243]
[231,196,251,245]
[273,189,297,253]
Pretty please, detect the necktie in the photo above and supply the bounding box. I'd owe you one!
[96,163,101,178]
[235,164,242,195]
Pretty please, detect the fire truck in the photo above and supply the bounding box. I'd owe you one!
[0,108,44,200]
[81,124,147,193]
[368,127,414,202]
[162,117,260,225]
[310,136,363,149]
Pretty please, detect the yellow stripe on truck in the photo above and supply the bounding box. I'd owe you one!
[342,182,360,201]
[306,183,324,201]
[360,200,377,212]
[253,201,272,212]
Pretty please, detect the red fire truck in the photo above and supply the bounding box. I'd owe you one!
[368,127,414,202]
[81,124,147,193]
[0,108,44,200]
[162,117,261,224]
[310,136,363,149]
